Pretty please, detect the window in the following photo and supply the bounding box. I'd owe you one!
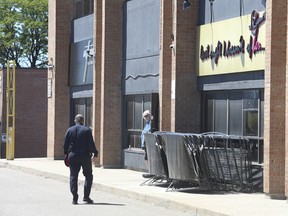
[125,94,158,149]
[205,93,214,132]
[229,92,242,135]
[72,0,94,19]
[202,90,264,164]
[214,92,227,133]
[243,91,259,136]
[72,98,93,128]
[260,91,264,137]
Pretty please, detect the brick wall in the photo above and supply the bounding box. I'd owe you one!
[47,0,71,159]
[159,0,172,131]
[170,0,201,133]
[97,0,125,167]
[264,0,287,199]
[92,0,103,166]
[1,68,47,158]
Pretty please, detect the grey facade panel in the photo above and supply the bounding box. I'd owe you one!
[72,14,94,43]
[72,90,93,98]
[125,55,159,94]
[70,85,93,98]
[198,0,266,25]
[124,0,160,95]
[70,39,94,86]
[126,55,160,77]
[125,76,159,95]
[198,71,264,91]
[123,149,146,171]
[201,80,264,91]
[125,0,160,59]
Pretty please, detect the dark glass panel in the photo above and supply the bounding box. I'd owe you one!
[228,92,242,135]
[243,91,258,136]
[214,92,227,134]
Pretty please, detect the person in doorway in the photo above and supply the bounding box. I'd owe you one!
[141,110,154,178]
[64,114,98,205]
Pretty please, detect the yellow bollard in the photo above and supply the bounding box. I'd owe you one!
[6,60,16,160]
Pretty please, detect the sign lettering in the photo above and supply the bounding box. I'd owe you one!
[200,10,265,65]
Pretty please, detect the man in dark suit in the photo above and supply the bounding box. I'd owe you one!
[64,114,98,205]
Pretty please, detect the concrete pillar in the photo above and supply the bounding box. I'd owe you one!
[170,0,200,133]
[264,0,287,199]
[47,0,72,159]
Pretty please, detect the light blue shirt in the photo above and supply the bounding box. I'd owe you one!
[141,121,151,148]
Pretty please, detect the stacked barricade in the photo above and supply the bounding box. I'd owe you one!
[184,132,253,191]
[160,132,201,191]
[140,132,169,186]
[143,131,255,192]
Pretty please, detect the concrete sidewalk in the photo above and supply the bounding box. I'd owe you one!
[1,158,288,216]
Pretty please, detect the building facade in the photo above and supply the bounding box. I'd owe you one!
[48,0,288,199]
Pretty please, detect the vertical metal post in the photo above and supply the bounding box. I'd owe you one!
[6,60,16,160]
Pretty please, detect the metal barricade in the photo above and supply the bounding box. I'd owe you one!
[142,131,256,192]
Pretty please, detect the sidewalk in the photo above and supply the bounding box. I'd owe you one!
[1,158,288,216]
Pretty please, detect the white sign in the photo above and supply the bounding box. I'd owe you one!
[47,78,52,98]
[171,80,175,100]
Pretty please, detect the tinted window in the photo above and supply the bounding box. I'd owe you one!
[243,91,258,136]
[229,92,242,135]
[73,97,93,128]
[73,0,94,19]
[214,92,227,133]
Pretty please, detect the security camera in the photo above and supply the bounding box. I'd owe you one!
[48,64,54,70]
[170,44,175,49]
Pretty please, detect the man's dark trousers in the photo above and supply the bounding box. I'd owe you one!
[69,152,93,200]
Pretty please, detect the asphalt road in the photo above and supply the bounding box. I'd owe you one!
[0,167,194,216]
